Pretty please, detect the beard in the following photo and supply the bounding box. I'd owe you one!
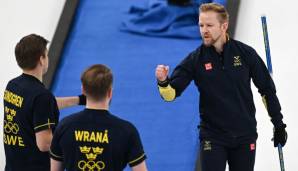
[203,38,215,47]
[202,34,221,47]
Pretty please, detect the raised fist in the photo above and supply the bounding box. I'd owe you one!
[155,65,169,82]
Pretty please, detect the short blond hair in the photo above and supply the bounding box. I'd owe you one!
[199,3,229,23]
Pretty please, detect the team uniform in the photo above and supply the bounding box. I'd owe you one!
[3,73,59,171]
[158,38,285,171]
[50,109,146,171]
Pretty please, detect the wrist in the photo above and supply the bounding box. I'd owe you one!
[158,77,170,87]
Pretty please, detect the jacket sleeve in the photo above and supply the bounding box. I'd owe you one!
[249,49,284,127]
[158,51,196,101]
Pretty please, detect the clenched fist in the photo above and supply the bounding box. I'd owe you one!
[155,65,169,82]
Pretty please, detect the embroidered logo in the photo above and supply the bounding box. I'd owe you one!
[250,143,255,151]
[233,56,242,67]
[203,141,212,151]
[78,146,105,170]
[205,63,213,70]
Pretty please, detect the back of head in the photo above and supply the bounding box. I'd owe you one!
[81,64,113,101]
[15,34,49,70]
[199,3,229,23]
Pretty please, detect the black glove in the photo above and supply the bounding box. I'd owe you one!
[273,124,287,147]
[78,94,86,105]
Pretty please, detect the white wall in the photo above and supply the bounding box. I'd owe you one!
[235,0,298,170]
[0,0,65,169]
[0,0,297,170]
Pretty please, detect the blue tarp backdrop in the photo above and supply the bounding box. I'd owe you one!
[120,0,226,39]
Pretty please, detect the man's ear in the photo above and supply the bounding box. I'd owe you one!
[107,87,113,99]
[39,56,45,66]
[221,21,229,32]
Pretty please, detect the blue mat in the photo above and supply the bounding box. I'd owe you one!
[50,0,217,170]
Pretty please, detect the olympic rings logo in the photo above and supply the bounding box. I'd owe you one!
[78,160,105,171]
[4,120,19,134]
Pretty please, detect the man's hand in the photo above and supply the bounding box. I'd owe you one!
[273,124,287,147]
[155,65,169,82]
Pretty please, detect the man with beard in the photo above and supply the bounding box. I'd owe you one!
[155,3,287,171]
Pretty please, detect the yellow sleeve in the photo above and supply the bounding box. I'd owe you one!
[158,84,176,102]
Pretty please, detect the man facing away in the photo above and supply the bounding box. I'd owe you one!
[50,64,147,171]
[155,3,287,171]
[3,34,85,171]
